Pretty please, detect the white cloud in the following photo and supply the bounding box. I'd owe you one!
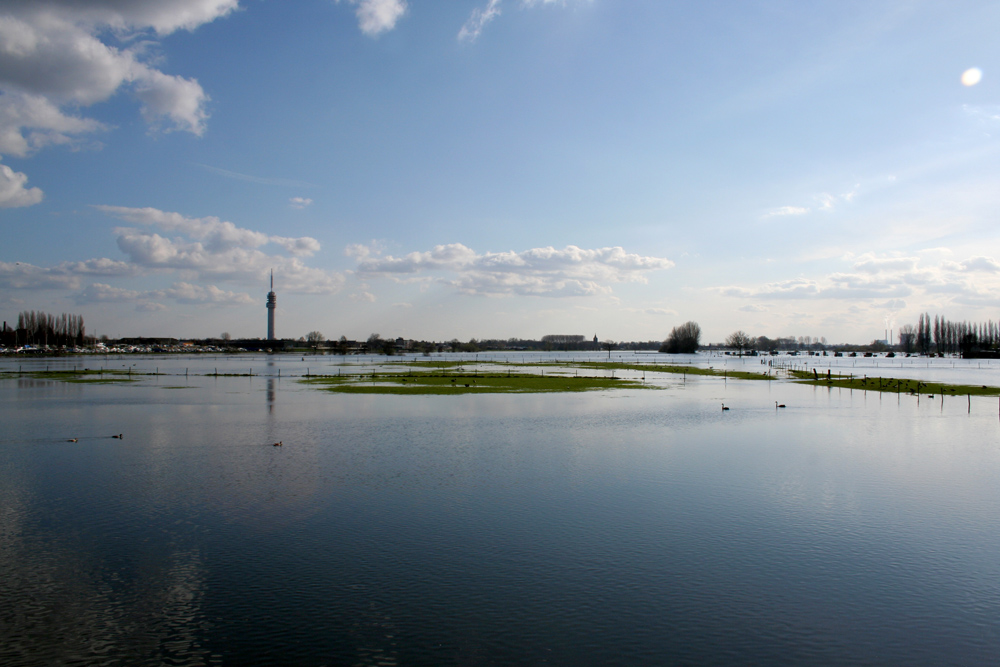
[851,253,919,274]
[878,299,907,311]
[0,1,231,205]
[765,206,808,217]
[0,3,224,134]
[132,65,209,135]
[459,0,572,42]
[74,282,142,303]
[0,257,140,290]
[0,92,104,157]
[59,257,138,276]
[137,302,167,312]
[289,197,313,209]
[271,236,321,257]
[1,1,240,36]
[765,185,861,219]
[74,281,253,306]
[0,161,43,207]
[157,282,255,305]
[950,256,1000,273]
[96,205,342,293]
[719,252,1000,308]
[353,243,674,298]
[350,291,376,303]
[0,260,80,289]
[459,0,502,42]
[338,0,407,36]
[96,205,321,256]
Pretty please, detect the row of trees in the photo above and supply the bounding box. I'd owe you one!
[7,311,86,347]
[900,314,1000,355]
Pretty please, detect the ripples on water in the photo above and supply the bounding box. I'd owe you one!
[1,354,999,665]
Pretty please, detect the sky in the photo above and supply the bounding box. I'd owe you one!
[1,0,999,344]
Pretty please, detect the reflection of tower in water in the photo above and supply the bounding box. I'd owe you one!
[266,359,276,414]
[266,269,276,340]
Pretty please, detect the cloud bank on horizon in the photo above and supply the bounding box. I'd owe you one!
[2,1,999,342]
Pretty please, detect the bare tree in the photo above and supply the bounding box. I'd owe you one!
[898,324,915,353]
[306,331,324,344]
[601,339,617,359]
[725,330,753,356]
[220,332,232,341]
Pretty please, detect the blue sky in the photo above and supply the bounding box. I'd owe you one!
[1,0,999,343]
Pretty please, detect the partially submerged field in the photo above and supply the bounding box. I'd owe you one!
[3,358,1000,397]
[300,371,647,394]
[788,369,1000,396]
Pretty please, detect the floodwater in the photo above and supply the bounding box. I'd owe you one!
[1,353,999,665]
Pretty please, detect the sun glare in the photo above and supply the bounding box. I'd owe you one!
[961,67,982,86]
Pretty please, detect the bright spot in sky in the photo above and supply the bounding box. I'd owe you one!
[961,67,982,86]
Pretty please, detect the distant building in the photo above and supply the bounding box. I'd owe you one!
[266,270,276,340]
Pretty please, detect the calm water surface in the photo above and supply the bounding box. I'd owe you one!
[2,354,999,665]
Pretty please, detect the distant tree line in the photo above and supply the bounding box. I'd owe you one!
[2,310,86,347]
[903,313,1000,356]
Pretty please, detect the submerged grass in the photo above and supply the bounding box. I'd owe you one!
[550,361,776,381]
[0,369,141,384]
[7,360,997,396]
[789,370,1000,396]
[300,372,651,394]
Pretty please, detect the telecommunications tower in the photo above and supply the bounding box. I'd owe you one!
[266,269,276,340]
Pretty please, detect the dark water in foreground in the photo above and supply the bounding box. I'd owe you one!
[2,359,999,665]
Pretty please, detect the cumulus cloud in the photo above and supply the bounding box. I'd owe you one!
[289,197,313,209]
[338,0,407,36]
[0,161,43,207]
[0,2,226,133]
[353,243,674,298]
[949,256,1000,273]
[0,93,104,157]
[271,236,321,257]
[0,1,233,204]
[349,291,376,303]
[5,204,343,310]
[132,65,210,135]
[96,205,342,293]
[97,205,321,256]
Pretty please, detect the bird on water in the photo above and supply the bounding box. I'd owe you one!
[273,441,283,447]
[112,434,123,439]
[721,403,730,411]
[775,401,786,408]
[67,438,78,442]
